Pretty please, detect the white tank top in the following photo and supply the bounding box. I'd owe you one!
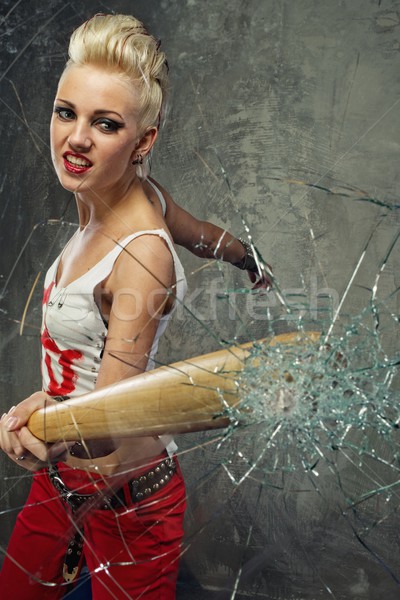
[147,178,167,216]
[41,228,186,454]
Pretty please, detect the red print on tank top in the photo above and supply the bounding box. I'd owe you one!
[42,281,55,305]
[41,281,83,395]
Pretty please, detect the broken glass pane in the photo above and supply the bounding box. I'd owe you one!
[0,1,399,599]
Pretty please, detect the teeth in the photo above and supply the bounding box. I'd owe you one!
[66,155,91,167]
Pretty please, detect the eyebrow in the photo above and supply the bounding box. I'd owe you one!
[55,98,124,120]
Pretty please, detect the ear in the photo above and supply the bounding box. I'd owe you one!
[131,127,158,162]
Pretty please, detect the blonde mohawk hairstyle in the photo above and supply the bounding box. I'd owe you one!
[67,13,168,134]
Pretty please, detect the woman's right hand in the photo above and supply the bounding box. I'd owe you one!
[0,392,71,471]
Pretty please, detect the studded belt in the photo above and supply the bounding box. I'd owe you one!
[48,455,176,582]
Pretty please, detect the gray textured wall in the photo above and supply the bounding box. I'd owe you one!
[0,1,399,598]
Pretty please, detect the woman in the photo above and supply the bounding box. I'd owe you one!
[0,13,270,600]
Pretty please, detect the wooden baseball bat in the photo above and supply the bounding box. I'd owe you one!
[28,331,320,443]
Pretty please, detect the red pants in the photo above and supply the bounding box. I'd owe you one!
[0,459,186,600]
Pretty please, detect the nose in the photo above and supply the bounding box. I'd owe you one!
[67,120,92,152]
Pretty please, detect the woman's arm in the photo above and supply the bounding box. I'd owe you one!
[148,178,272,289]
[95,233,174,387]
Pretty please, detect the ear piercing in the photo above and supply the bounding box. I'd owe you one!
[132,154,143,165]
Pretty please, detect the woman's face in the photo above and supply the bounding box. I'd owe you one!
[50,64,146,195]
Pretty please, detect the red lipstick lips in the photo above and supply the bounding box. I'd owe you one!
[63,151,93,174]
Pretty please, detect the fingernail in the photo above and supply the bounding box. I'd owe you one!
[6,416,18,431]
[8,406,16,414]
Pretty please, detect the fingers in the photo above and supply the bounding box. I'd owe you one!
[0,410,24,456]
[5,392,56,432]
[247,267,273,290]
[251,275,272,291]
[0,415,46,460]
[17,426,51,462]
[17,426,73,464]
[1,406,17,435]
[0,420,45,471]
[0,396,61,468]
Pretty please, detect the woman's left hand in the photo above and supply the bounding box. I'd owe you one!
[247,265,273,290]
[0,392,71,471]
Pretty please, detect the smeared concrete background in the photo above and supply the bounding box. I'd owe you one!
[0,0,399,598]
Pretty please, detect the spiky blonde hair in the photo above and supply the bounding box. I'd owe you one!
[67,13,168,135]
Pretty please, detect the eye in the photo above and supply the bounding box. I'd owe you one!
[53,106,75,120]
[95,118,123,133]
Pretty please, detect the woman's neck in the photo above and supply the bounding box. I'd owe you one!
[74,175,141,230]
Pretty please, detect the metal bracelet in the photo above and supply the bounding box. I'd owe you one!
[233,238,259,273]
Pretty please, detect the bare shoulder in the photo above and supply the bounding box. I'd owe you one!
[108,231,174,293]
